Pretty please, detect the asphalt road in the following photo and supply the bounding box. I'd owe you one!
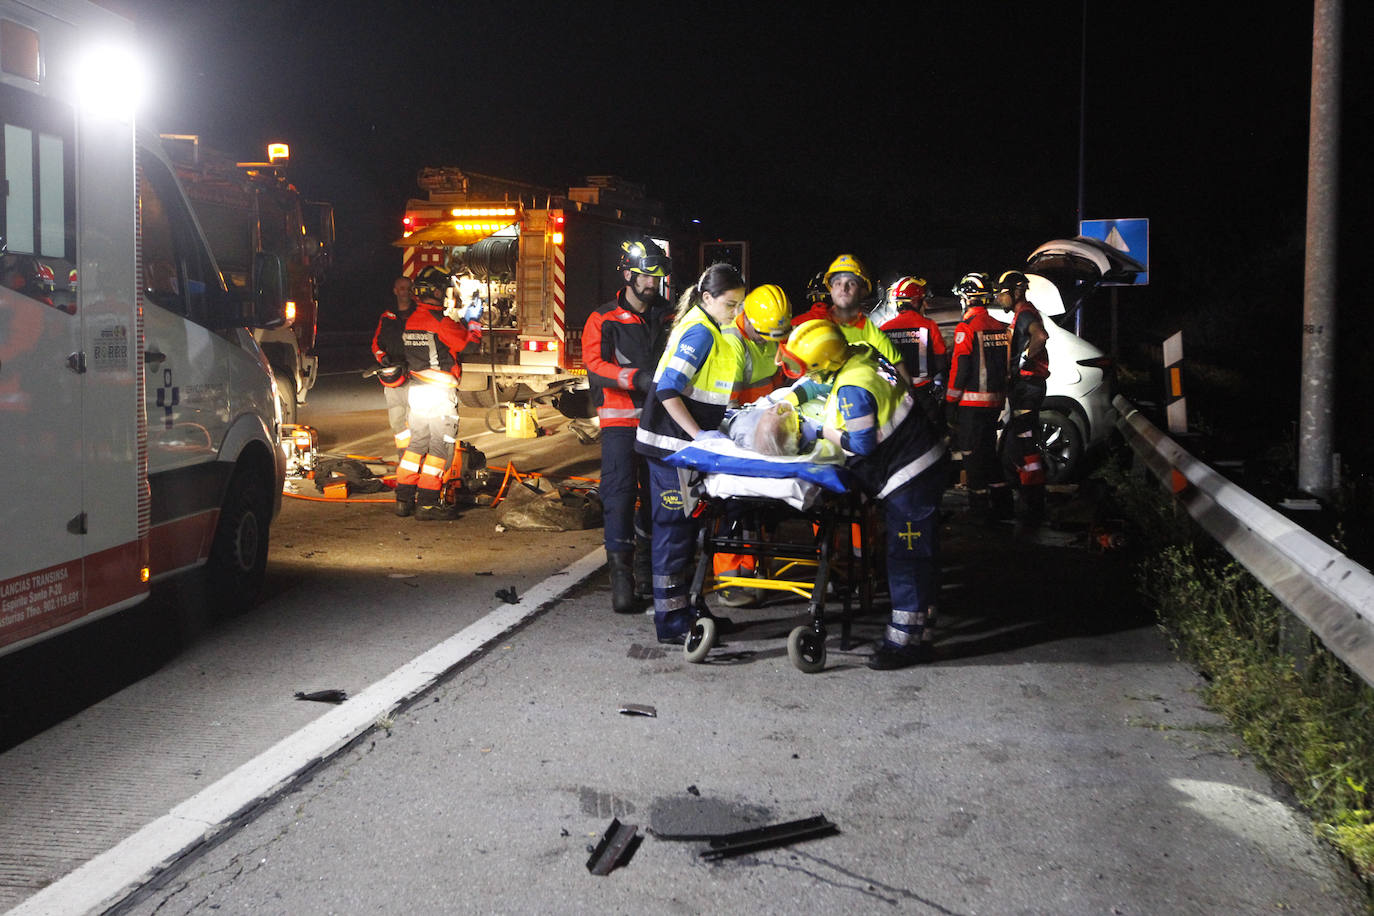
[112,506,1363,915]
[0,346,1365,914]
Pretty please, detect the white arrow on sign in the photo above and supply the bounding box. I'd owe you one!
[1105,224,1130,252]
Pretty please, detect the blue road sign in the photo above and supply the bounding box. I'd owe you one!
[1080,218,1149,285]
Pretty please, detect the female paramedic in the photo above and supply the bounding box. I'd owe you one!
[634,263,748,644]
[776,320,948,669]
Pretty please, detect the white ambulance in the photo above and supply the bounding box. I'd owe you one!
[0,0,287,656]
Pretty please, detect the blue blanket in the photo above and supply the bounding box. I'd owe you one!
[664,439,855,494]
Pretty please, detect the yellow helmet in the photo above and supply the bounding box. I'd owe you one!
[823,254,872,295]
[777,319,847,379]
[742,284,793,341]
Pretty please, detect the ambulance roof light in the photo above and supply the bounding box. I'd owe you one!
[73,41,146,123]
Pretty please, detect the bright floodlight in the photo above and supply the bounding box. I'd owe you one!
[73,43,146,122]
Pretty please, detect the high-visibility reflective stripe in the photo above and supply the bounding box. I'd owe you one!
[600,407,642,419]
[398,457,422,473]
[675,380,732,407]
[636,427,691,454]
[877,441,947,499]
[959,391,1002,405]
[892,609,926,626]
[412,369,459,387]
[886,624,915,646]
[618,367,636,388]
[665,355,697,378]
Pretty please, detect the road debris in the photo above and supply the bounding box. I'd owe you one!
[698,815,839,861]
[294,689,348,704]
[618,703,657,717]
[495,586,519,604]
[585,817,640,875]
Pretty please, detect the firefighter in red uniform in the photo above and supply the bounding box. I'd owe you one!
[582,238,674,613]
[880,276,947,427]
[372,276,416,506]
[944,272,1012,522]
[995,269,1050,526]
[394,267,481,521]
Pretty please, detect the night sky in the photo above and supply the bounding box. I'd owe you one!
[118,0,1367,414]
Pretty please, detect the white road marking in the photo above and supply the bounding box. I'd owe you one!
[7,546,607,916]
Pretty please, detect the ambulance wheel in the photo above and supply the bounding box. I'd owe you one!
[274,371,297,426]
[206,466,271,616]
[684,617,716,663]
[788,626,826,673]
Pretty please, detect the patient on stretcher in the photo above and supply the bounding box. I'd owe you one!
[720,401,818,456]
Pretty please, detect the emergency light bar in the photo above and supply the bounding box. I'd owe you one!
[449,207,517,218]
[523,340,558,352]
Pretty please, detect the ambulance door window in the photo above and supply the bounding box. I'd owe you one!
[136,153,220,326]
[1,83,76,311]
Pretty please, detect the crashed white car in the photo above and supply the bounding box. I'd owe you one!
[873,237,1143,483]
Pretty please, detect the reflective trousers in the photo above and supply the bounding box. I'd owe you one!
[601,427,651,554]
[881,463,944,648]
[956,405,1002,493]
[397,384,459,501]
[1003,380,1047,487]
[382,382,411,459]
[647,457,697,640]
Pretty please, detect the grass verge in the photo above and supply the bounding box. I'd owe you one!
[1101,460,1374,893]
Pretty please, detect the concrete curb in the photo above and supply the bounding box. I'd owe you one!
[7,547,606,916]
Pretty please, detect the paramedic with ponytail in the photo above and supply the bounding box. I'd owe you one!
[635,263,748,644]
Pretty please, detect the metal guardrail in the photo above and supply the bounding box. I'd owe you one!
[1113,394,1374,687]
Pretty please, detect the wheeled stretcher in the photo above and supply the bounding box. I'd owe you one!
[663,438,877,672]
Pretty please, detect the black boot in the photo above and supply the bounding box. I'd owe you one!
[632,537,653,600]
[415,500,459,521]
[608,551,638,614]
[1019,485,1046,527]
[394,483,417,518]
[987,486,1015,524]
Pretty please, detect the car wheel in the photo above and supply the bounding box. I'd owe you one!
[205,467,272,615]
[274,370,297,426]
[1039,409,1085,484]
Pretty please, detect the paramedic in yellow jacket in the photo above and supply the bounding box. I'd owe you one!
[778,320,948,669]
[635,263,747,644]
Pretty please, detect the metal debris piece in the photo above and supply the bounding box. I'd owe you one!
[699,815,839,860]
[495,586,519,603]
[618,703,657,717]
[294,689,348,704]
[586,817,641,875]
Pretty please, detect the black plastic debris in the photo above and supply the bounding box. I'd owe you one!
[495,586,519,603]
[687,785,700,796]
[618,703,657,717]
[294,689,347,704]
[586,817,641,875]
[699,815,839,860]
[476,570,494,576]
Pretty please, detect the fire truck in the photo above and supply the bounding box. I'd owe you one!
[162,134,335,424]
[0,0,287,656]
[398,168,693,415]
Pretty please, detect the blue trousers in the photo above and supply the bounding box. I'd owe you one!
[601,427,651,554]
[647,457,698,639]
[881,465,944,649]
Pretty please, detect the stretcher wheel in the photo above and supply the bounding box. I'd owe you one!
[684,617,716,663]
[788,626,826,673]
